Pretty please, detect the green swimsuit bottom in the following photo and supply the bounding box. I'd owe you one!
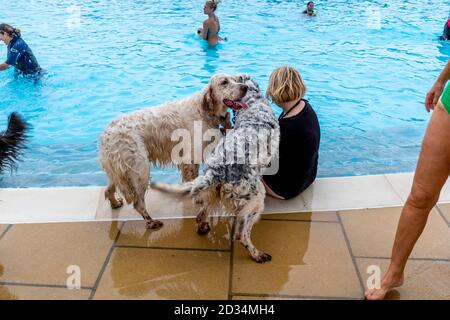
[441,81,450,114]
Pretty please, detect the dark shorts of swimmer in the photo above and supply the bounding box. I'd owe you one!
[15,67,45,81]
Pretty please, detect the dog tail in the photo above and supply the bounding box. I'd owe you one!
[0,113,30,174]
[151,171,215,196]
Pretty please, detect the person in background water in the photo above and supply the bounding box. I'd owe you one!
[0,23,41,77]
[262,66,321,200]
[303,1,317,16]
[439,13,450,40]
[197,0,223,46]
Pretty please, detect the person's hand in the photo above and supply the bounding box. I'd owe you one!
[425,81,445,112]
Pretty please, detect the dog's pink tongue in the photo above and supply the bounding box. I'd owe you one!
[223,99,248,111]
[234,101,248,110]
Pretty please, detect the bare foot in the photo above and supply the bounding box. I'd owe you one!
[365,269,404,300]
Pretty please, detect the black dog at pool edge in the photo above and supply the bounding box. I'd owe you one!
[0,113,29,175]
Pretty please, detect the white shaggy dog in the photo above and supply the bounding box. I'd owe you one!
[99,74,248,229]
[151,75,280,263]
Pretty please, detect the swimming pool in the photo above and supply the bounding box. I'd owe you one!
[0,0,449,188]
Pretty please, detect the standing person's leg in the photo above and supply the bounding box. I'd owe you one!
[366,101,450,300]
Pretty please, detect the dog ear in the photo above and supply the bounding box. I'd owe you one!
[202,85,216,113]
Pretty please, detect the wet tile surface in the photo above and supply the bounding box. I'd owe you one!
[232,220,362,299]
[0,205,448,300]
[262,211,338,222]
[95,188,196,221]
[0,222,120,287]
[0,285,91,300]
[117,218,232,250]
[340,207,450,259]
[94,247,229,300]
[356,258,450,300]
[232,295,309,300]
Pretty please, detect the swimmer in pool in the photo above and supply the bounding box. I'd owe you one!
[303,1,317,16]
[439,13,450,40]
[0,23,42,76]
[197,0,223,46]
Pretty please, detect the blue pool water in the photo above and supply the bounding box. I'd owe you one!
[0,0,449,187]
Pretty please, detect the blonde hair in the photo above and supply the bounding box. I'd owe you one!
[206,0,220,11]
[266,66,307,105]
[0,23,21,37]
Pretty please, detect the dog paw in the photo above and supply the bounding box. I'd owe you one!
[110,199,123,209]
[253,252,272,263]
[197,222,211,235]
[146,220,164,229]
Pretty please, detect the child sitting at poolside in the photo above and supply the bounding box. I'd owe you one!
[262,66,321,200]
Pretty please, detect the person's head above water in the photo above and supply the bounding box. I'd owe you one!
[266,66,307,106]
[306,1,315,11]
[0,23,21,45]
[204,0,219,15]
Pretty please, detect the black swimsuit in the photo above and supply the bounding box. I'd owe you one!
[263,100,321,199]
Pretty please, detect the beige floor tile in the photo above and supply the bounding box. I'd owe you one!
[232,295,341,300]
[232,295,302,300]
[264,175,403,214]
[0,187,101,223]
[264,196,309,214]
[262,211,338,222]
[232,220,362,299]
[0,225,9,237]
[438,204,450,225]
[356,258,450,300]
[95,188,196,221]
[94,247,229,300]
[386,173,450,203]
[117,217,232,250]
[0,285,91,300]
[340,207,450,259]
[0,221,120,287]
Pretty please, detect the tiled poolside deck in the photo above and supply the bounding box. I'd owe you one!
[0,174,449,300]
